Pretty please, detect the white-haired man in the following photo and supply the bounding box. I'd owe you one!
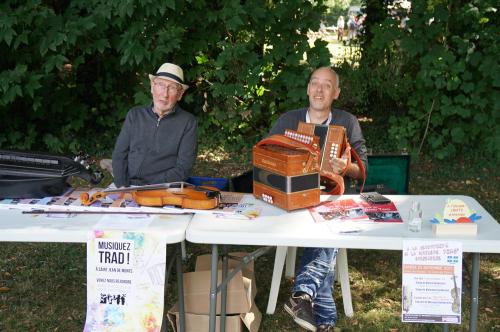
[112,62,197,187]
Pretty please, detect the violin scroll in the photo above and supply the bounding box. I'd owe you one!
[80,191,108,206]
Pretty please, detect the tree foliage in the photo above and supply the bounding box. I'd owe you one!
[0,0,331,155]
[1,0,497,161]
[356,0,499,159]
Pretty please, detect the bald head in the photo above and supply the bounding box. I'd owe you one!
[310,67,340,89]
[307,67,341,114]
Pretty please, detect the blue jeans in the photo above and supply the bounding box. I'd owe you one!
[293,247,338,327]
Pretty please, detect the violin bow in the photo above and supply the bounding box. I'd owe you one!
[102,181,194,193]
[22,209,192,215]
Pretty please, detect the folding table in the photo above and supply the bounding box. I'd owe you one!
[0,208,192,332]
[186,194,500,332]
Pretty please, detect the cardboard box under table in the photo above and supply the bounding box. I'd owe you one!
[168,302,260,332]
[168,252,261,332]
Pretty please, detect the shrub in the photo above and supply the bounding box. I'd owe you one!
[0,0,331,156]
[358,0,499,159]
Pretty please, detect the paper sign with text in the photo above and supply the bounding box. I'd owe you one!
[84,230,167,331]
[402,240,462,324]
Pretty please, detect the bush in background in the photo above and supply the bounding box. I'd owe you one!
[1,1,497,161]
[0,0,331,156]
[355,0,499,159]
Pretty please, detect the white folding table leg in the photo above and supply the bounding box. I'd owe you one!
[336,248,353,317]
[266,246,288,314]
[285,246,297,278]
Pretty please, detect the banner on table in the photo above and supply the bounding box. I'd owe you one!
[402,240,462,324]
[84,230,167,331]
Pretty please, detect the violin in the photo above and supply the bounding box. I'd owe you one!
[80,182,221,210]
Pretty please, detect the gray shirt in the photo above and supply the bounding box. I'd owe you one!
[112,103,197,187]
[269,107,368,192]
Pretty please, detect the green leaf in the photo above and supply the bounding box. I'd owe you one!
[25,75,43,98]
[165,0,175,10]
[43,54,68,73]
[13,31,28,49]
[94,39,110,53]
[195,53,209,64]
[450,127,465,143]
[1,27,16,46]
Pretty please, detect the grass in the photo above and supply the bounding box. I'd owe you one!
[0,149,498,331]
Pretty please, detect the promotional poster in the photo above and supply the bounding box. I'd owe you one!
[402,240,462,324]
[84,230,167,331]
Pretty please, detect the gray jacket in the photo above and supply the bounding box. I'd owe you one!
[269,107,368,192]
[112,103,197,187]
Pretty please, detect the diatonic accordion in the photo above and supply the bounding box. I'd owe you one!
[252,134,320,211]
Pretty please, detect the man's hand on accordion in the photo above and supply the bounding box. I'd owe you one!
[328,147,350,175]
[329,148,363,180]
[329,156,348,175]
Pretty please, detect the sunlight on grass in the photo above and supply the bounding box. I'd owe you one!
[306,30,361,66]
[197,146,230,162]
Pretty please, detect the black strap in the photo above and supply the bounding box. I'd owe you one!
[155,72,184,84]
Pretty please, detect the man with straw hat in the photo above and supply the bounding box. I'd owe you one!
[112,62,197,187]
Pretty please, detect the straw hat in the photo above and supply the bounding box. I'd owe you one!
[149,63,189,90]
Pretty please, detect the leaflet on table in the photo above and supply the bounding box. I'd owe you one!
[357,200,403,223]
[160,193,262,219]
[0,188,262,218]
[0,188,94,209]
[309,199,369,223]
[309,198,402,223]
[217,192,262,219]
[214,202,262,220]
[0,188,184,214]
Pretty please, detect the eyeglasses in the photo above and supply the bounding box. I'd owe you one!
[153,81,181,94]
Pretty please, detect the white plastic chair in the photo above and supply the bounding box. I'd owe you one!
[266,246,353,317]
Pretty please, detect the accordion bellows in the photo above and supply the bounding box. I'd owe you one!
[0,150,102,199]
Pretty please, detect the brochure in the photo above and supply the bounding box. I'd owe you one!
[213,192,262,219]
[309,198,402,223]
[358,200,403,223]
[309,199,370,223]
[0,188,166,214]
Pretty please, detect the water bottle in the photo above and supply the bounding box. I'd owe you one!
[408,201,422,232]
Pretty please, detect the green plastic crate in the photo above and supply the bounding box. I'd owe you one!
[363,155,410,194]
